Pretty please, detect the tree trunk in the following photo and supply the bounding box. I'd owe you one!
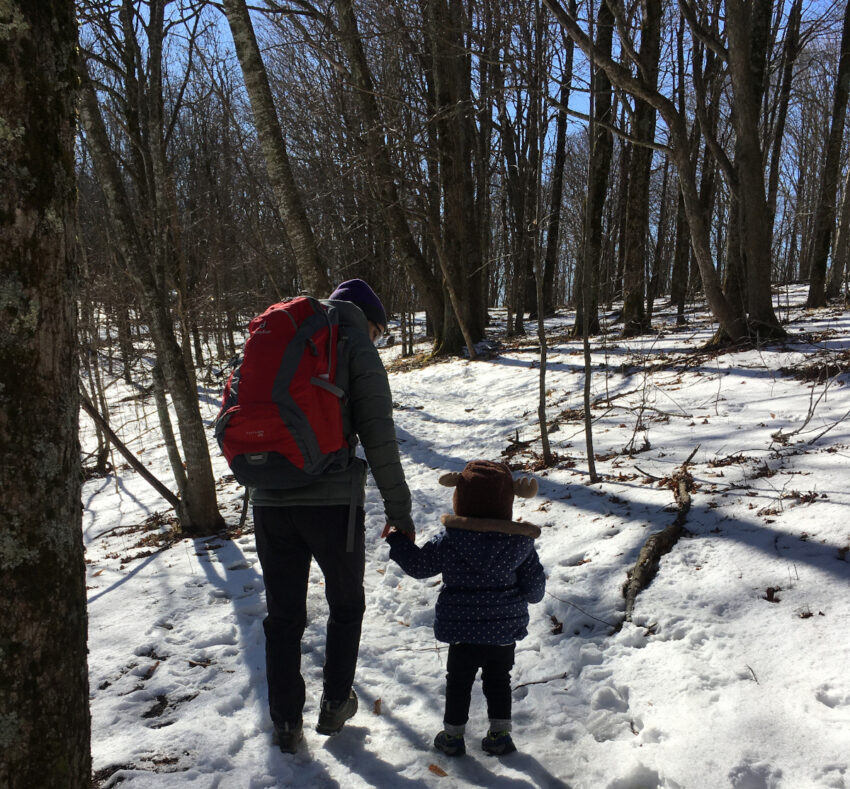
[612,134,631,304]
[806,0,850,307]
[725,0,784,336]
[535,247,553,466]
[670,189,690,324]
[331,0,445,340]
[542,20,576,315]
[0,2,91,785]
[424,0,487,352]
[766,0,802,246]
[647,154,670,323]
[669,9,699,324]
[723,193,747,317]
[222,0,330,295]
[621,0,661,337]
[826,166,850,299]
[573,0,613,337]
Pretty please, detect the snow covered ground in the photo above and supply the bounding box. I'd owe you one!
[83,288,850,789]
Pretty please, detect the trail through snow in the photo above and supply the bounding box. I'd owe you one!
[84,291,850,789]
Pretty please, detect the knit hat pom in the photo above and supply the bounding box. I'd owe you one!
[439,460,536,521]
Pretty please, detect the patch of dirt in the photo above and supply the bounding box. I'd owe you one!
[779,350,850,383]
[504,450,574,472]
[385,350,453,374]
[780,490,825,506]
[708,453,755,468]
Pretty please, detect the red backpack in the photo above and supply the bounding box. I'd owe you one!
[214,297,353,488]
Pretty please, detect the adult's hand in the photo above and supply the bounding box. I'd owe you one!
[382,523,415,542]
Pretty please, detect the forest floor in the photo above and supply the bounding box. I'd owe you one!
[82,286,850,789]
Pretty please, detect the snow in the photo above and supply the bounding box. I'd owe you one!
[83,288,850,789]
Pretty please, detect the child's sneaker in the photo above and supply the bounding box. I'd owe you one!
[482,730,517,756]
[434,730,466,756]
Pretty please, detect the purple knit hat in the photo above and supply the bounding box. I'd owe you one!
[329,279,387,331]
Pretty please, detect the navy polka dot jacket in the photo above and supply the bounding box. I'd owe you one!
[387,527,545,644]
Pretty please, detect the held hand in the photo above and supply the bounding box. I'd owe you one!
[382,523,415,542]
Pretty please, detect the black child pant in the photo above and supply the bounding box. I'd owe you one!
[253,504,366,728]
[444,642,516,729]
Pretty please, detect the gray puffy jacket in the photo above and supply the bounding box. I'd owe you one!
[251,300,413,533]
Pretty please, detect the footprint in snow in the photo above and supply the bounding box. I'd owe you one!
[587,683,636,742]
[728,761,783,789]
[816,764,847,788]
[226,560,254,571]
[816,683,850,709]
[606,763,682,789]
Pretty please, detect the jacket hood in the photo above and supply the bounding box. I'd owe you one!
[325,298,370,332]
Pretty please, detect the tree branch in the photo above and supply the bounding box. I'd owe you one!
[678,0,729,62]
[79,391,182,512]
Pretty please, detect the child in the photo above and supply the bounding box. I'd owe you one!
[384,459,545,757]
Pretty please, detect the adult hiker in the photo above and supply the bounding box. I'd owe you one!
[249,278,415,753]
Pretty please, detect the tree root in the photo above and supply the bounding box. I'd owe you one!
[622,446,698,623]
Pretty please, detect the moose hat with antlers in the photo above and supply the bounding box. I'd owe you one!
[438,459,539,536]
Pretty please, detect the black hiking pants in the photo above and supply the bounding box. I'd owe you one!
[444,642,516,728]
[254,504,366,728]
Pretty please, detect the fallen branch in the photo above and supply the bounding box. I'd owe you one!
[622,446,698,623]
[513,672,568,690]
[546,591,620,629]
[79,390,181,512]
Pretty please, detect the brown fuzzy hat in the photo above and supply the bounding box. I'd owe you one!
[439,460,538,521]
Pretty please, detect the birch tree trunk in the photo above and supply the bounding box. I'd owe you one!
[0,2,91,784]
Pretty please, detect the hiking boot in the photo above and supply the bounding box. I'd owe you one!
[434,730,466,757]
[273,721,303,754]
[482,730,517,756]
[315,689,358,735]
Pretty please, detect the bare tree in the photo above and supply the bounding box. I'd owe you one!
[545,0,760,343]
[330,0,450,347]
[78,4,224,535]
[573,0,614,337]
[724,0,783,335]
[806,0,850,307]
[621,0,662,337]
[222,0,331,295]
[0,2,91,784]
[542,15,576,316]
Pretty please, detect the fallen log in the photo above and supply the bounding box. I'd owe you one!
[622,446,698,623]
